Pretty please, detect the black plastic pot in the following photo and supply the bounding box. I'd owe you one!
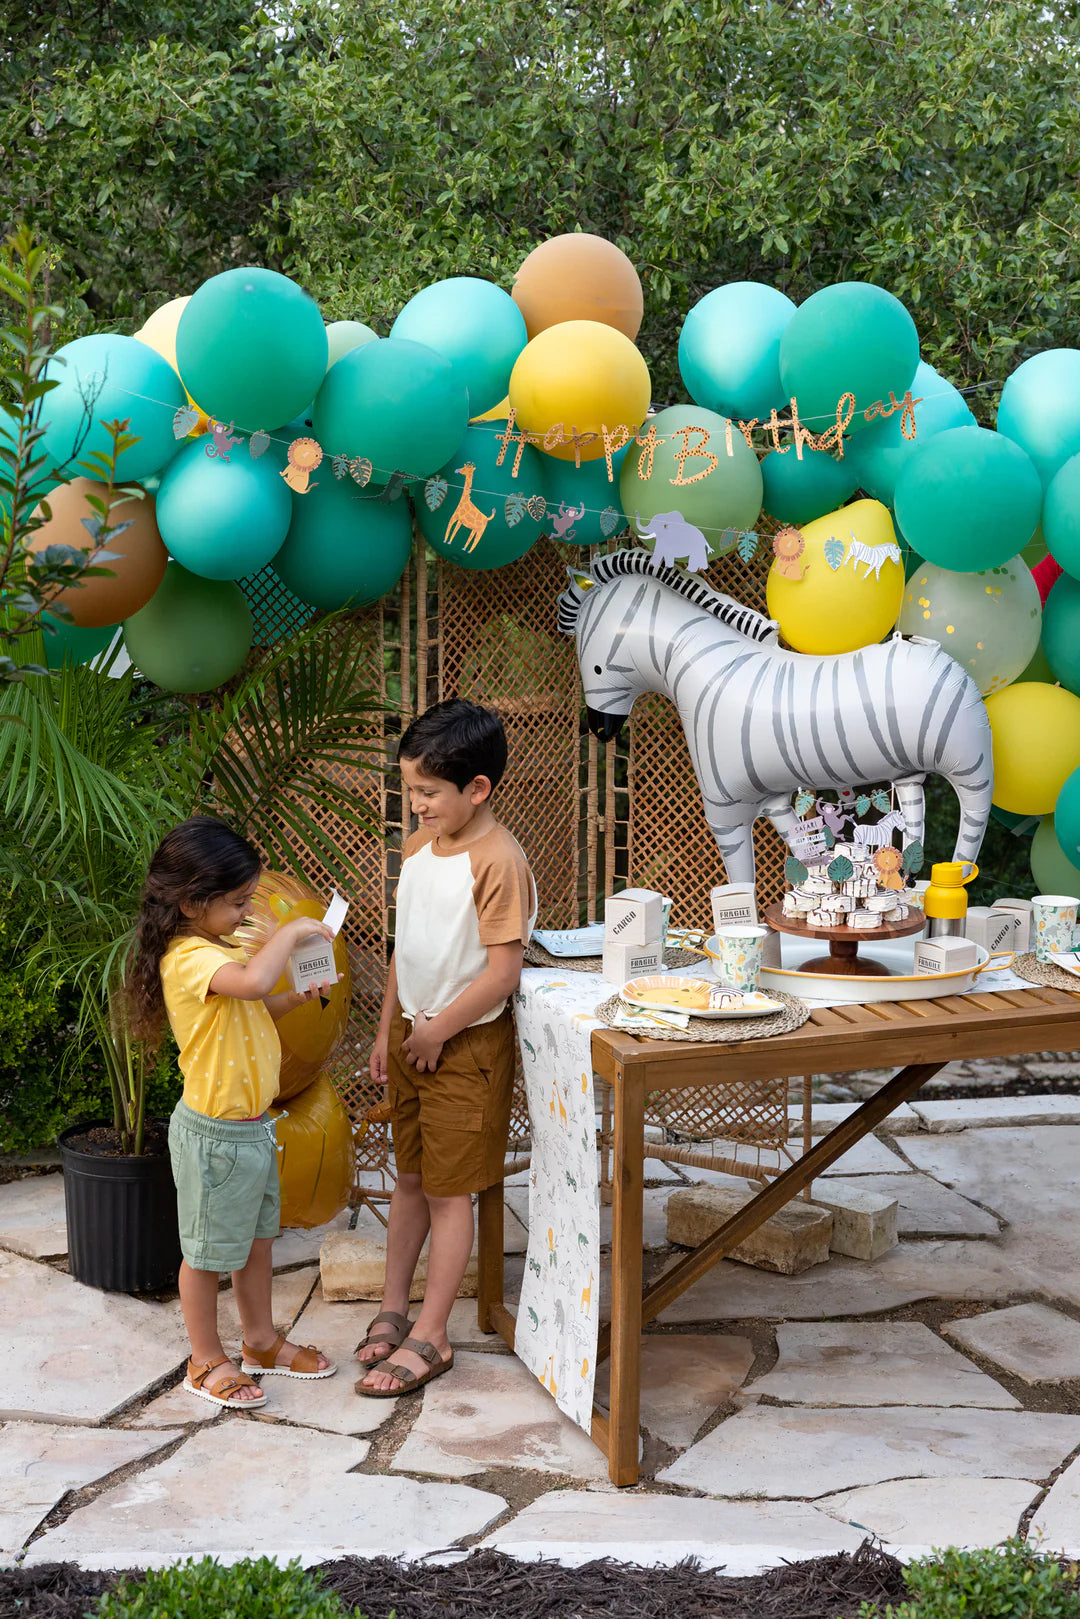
[59,1122,181,1293]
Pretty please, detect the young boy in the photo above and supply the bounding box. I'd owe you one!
[355,698,536,1398]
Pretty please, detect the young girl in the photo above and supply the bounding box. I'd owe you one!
[129,816,338,1409]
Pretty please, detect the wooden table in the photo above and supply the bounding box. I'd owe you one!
[476,979,1080,1486]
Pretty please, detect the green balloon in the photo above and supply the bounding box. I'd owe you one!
[41,615,116,669]
[156,438,292,581]
[760,445,856,525]
[1042,452,1080,580]
[326,320,378,367]
[176,269,328,434]
[843,360,975,504]
[1031,813,1080,895]
[312,337,469,484]
[537,442,629,548]
[893,426,1043,572]
[1016,639,1056,683]
[619,404,762,560]
[416,424,545,570]
[990,804,1041,837]
[272,477,412,609]
[123,564,252,693]
[779,282,919,438]
[1042,573,1080,694]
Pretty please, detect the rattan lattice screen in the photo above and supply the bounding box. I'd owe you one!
[242,525,785,1174]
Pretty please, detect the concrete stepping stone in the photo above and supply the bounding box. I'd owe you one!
[391,1351,610,1480]
[125,1385,223,1428]
[483,1489,863,1574]
[910,1096,1080,1132]
[0,1251,189,1424]
[0,1422,173,1565]
[25,1421,506,1568]
[818,1475,1038,1555]
[944,1303,1080,1384]
[0,1174,67,1258]
[594,1333,754,1450]
[1029,1453,1080,1557]
[835,1173,1000,1237]
[267,1286,398,1433]
[751,1321,1018,1408]
[658,1405,1080,1498]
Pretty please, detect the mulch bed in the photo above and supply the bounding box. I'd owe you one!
[0,1542,908,1619]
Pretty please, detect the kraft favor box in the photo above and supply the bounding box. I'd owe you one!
[965,906,1016,954]
[914,936,978,976]
[710,882,758,933]
[602,938,664,986]
[287,890,347,995]
[604,887,664,947]
[995,897,1033,952]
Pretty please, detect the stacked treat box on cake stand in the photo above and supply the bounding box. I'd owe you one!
[764,841,924,976]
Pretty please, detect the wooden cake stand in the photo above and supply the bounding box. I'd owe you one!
[763,900,925,977]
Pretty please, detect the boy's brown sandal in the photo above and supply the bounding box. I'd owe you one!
[240,1331,337,1379]
[354,1309,412,1366]
[354,1336,453,1399]
[184,1355,267,1409]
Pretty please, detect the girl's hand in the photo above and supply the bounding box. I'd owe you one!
[278,917,335,947]
[401,1011,444,1073]
[292,978,335,1007]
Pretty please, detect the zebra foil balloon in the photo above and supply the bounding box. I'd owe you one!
[558,549,993,885]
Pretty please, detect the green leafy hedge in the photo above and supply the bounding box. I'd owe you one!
[857,1539,1080,1619]
[95,1558,363,1619]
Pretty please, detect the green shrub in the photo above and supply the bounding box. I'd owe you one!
[856,1538,1080,1619]
[94,1557,362,1619]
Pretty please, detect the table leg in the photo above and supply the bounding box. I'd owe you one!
[476,1180,504,1334]
[606,1059,645,1486]
[802,1073,812,1202]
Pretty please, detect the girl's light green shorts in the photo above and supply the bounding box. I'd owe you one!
[168,1099,280,1272]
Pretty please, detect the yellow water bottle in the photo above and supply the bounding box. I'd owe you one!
[923,861,979,937]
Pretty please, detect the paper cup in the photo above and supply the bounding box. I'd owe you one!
[711,924,769,989]
[1033,894,1079,962]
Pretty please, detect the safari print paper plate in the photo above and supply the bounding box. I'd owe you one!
[621,975,783,1019]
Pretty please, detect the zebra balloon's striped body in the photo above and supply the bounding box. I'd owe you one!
[559,550,994,885]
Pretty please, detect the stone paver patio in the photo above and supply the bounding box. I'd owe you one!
[4,1075,1080,1572]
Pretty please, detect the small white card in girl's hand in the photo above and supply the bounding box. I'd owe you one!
[287,891,349,995]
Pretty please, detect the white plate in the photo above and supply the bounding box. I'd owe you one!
[531,925,606,958]
[621,974,784,1019]
[1050,951,1080,979]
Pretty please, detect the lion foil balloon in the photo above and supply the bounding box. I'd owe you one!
[235,870,351,1100]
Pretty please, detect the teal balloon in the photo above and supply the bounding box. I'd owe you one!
[42,334,185,482]
[1031,813,1080,895]
[313,337,469,483]
[779,282,919,438]
[1042,573,1080,694]
[272,477,412,609]
[844,361,976,505]
[123,563,252,693]
[41,615,116,669]
[156,438,292,581]
[326,321,377,367]
[1052,767,1080,869]
[176,269,327,434]
[678,282,796,420]
[893,426,1042,572]
[416,425,545,570]
[619,404,762,558]
[391,278,527,418]
[265,408,316,473]
[997,349,1080,490]
[760,445,856,525]
[990,804,1041,837]
[538,442,628,546]
[1041,453,1080,581]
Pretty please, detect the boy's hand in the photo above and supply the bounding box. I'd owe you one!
[370,1030,390,1085]
[402,1011,443,1073]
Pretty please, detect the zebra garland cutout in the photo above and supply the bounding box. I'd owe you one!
[558,549,994,885]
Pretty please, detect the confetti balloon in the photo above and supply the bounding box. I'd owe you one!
[893,426,1042,573]
[997,349,1080,490]
[123,563,252,693]
[767,498,904,654]
[510,321,650,464]
[779,282,919,438]
[678,282,795,420]
[984,682,1080,815]
[415,424,546,570]
[156,437,292,581]
[760,444,856,526]
[619,404,761,559]
[1031,813,1080,895]
[897,558,1041,697]
[325,320,377,367]
[511,233,643,340]
[391,277,527,418]
[176,269,328,433]
[28,479,167,627]
[312,337,469,484]
[272,476,412,609]
[843,360,976,505]
[1041,572,1080,695]
[41,334,186,482]
[539,441,629,547]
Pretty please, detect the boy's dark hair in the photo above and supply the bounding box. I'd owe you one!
[398,699,508,792]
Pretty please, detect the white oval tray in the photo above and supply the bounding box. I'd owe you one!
[746,934,1003,1004]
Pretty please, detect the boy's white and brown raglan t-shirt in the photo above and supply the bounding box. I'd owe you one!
[394,822,537,1026]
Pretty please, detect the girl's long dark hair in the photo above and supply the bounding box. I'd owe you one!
[128,816,261,1044]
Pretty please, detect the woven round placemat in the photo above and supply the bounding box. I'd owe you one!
[1012,951,1080,992]
[523,942,702,972]
[593,988,810,1043]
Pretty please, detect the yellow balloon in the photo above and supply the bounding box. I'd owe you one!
[134,296,190,374]
[508,319,650,462]
[471,395,510,423]
[985,682,1080,815]
[766,497,904,654]
[269,1071,354,1229]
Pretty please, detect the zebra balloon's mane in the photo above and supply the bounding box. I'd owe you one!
[557,548,778,645]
